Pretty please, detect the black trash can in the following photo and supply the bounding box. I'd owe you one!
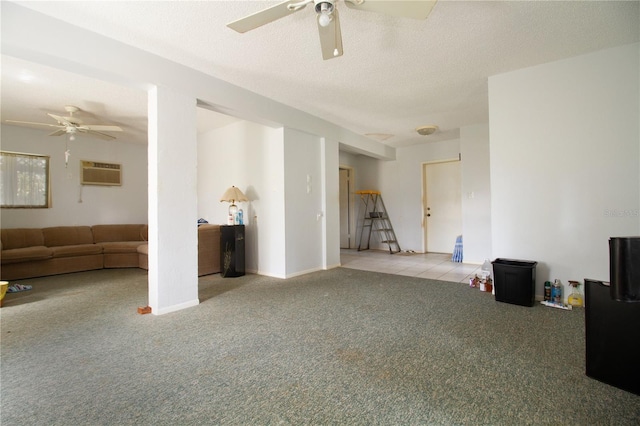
[492,258,537,307]
[609,237,640,302]
[585,278,640,395]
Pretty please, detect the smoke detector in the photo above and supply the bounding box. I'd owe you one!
[416,125,438,136]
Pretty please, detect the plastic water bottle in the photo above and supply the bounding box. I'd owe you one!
[552,279,563,304]
[481,259,491,280]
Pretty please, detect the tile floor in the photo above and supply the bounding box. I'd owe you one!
[340,249,482,284]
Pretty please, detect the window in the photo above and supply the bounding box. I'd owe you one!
[0,151,51,208]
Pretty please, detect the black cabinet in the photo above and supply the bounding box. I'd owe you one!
[585,278,640,395]
[220,225,245,277]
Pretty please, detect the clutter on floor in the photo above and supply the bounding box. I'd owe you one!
[7,284,32,293]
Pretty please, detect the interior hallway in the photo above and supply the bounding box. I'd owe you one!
[340,249,482,284]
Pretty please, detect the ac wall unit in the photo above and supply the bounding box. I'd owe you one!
[80,160,122,186]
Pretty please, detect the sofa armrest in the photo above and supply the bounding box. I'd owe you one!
[198,225,221,275]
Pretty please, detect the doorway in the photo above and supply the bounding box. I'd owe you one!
[339,167,354,249]
[423,160,462,254]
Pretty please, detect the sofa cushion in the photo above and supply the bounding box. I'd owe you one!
[100,241,146,254]
[92,224,146,243]
[1,246,53,264]
[43,226,94,247]
[1,228,45,250]
[136,243,149,270]
[50,244,103,258]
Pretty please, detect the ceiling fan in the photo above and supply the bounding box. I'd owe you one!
[6,105,123,141]
[227,0,438,60]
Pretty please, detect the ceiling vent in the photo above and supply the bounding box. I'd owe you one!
[365,133,394,141]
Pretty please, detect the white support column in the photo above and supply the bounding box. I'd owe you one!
[148,86,199,315]
[321,137,341,269]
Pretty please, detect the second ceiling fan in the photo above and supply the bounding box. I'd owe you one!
[6,105,122,141]
[227,0,438,60]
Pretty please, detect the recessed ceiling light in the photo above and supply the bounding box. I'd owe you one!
[416,125,438,136]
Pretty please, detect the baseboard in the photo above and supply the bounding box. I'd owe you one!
[152,298,199,315]
[247,265,339,279]
[285,267,322,279]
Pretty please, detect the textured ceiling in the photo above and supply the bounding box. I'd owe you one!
[2,1,639,148]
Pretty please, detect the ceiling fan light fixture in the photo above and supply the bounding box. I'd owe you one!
[416,125,438,136]
[316,1,334,27]
[318,11,332,27]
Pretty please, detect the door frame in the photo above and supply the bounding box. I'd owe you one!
[339,166,355,249]
[421,158,461,253]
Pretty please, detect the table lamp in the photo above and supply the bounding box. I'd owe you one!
[220,186,248,224]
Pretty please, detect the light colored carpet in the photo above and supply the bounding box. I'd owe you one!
[1,268,638,425]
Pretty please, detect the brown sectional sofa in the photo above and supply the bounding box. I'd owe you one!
[93,224,149,268]
[136,224,221,276]
[0,224,220,280]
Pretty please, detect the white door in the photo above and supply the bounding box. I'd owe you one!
[423,160,462,253]
[339,168,351,249]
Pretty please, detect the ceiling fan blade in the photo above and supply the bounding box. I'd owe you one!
[5,119,65,129]
[344,0,437,20]
[79,125,123,132]
[49,129,67,137]
[317,8,343,60]
[227,0,309,33]
[79,129,117,141]
[47,113,76,126]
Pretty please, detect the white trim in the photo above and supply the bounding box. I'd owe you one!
[324,263,341,270]
[152,299,199,316]
[285,267,323,279]
[254,271,287,279]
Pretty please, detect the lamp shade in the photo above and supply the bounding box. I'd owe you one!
[220,186,248,203]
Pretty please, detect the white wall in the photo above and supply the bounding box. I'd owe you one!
[197,118,286,277]
[147,87,199,315]
[283,128,323,277]
[339,152,383,250]
[322,137,341,269]
[381,140,460,252]
[354,155,383,192]
[489,43,640,300]
[1,125,147,228]
[460,124,492,264]
[338,151,358,169]
[198,121,336,278]
[340,141,469,253]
